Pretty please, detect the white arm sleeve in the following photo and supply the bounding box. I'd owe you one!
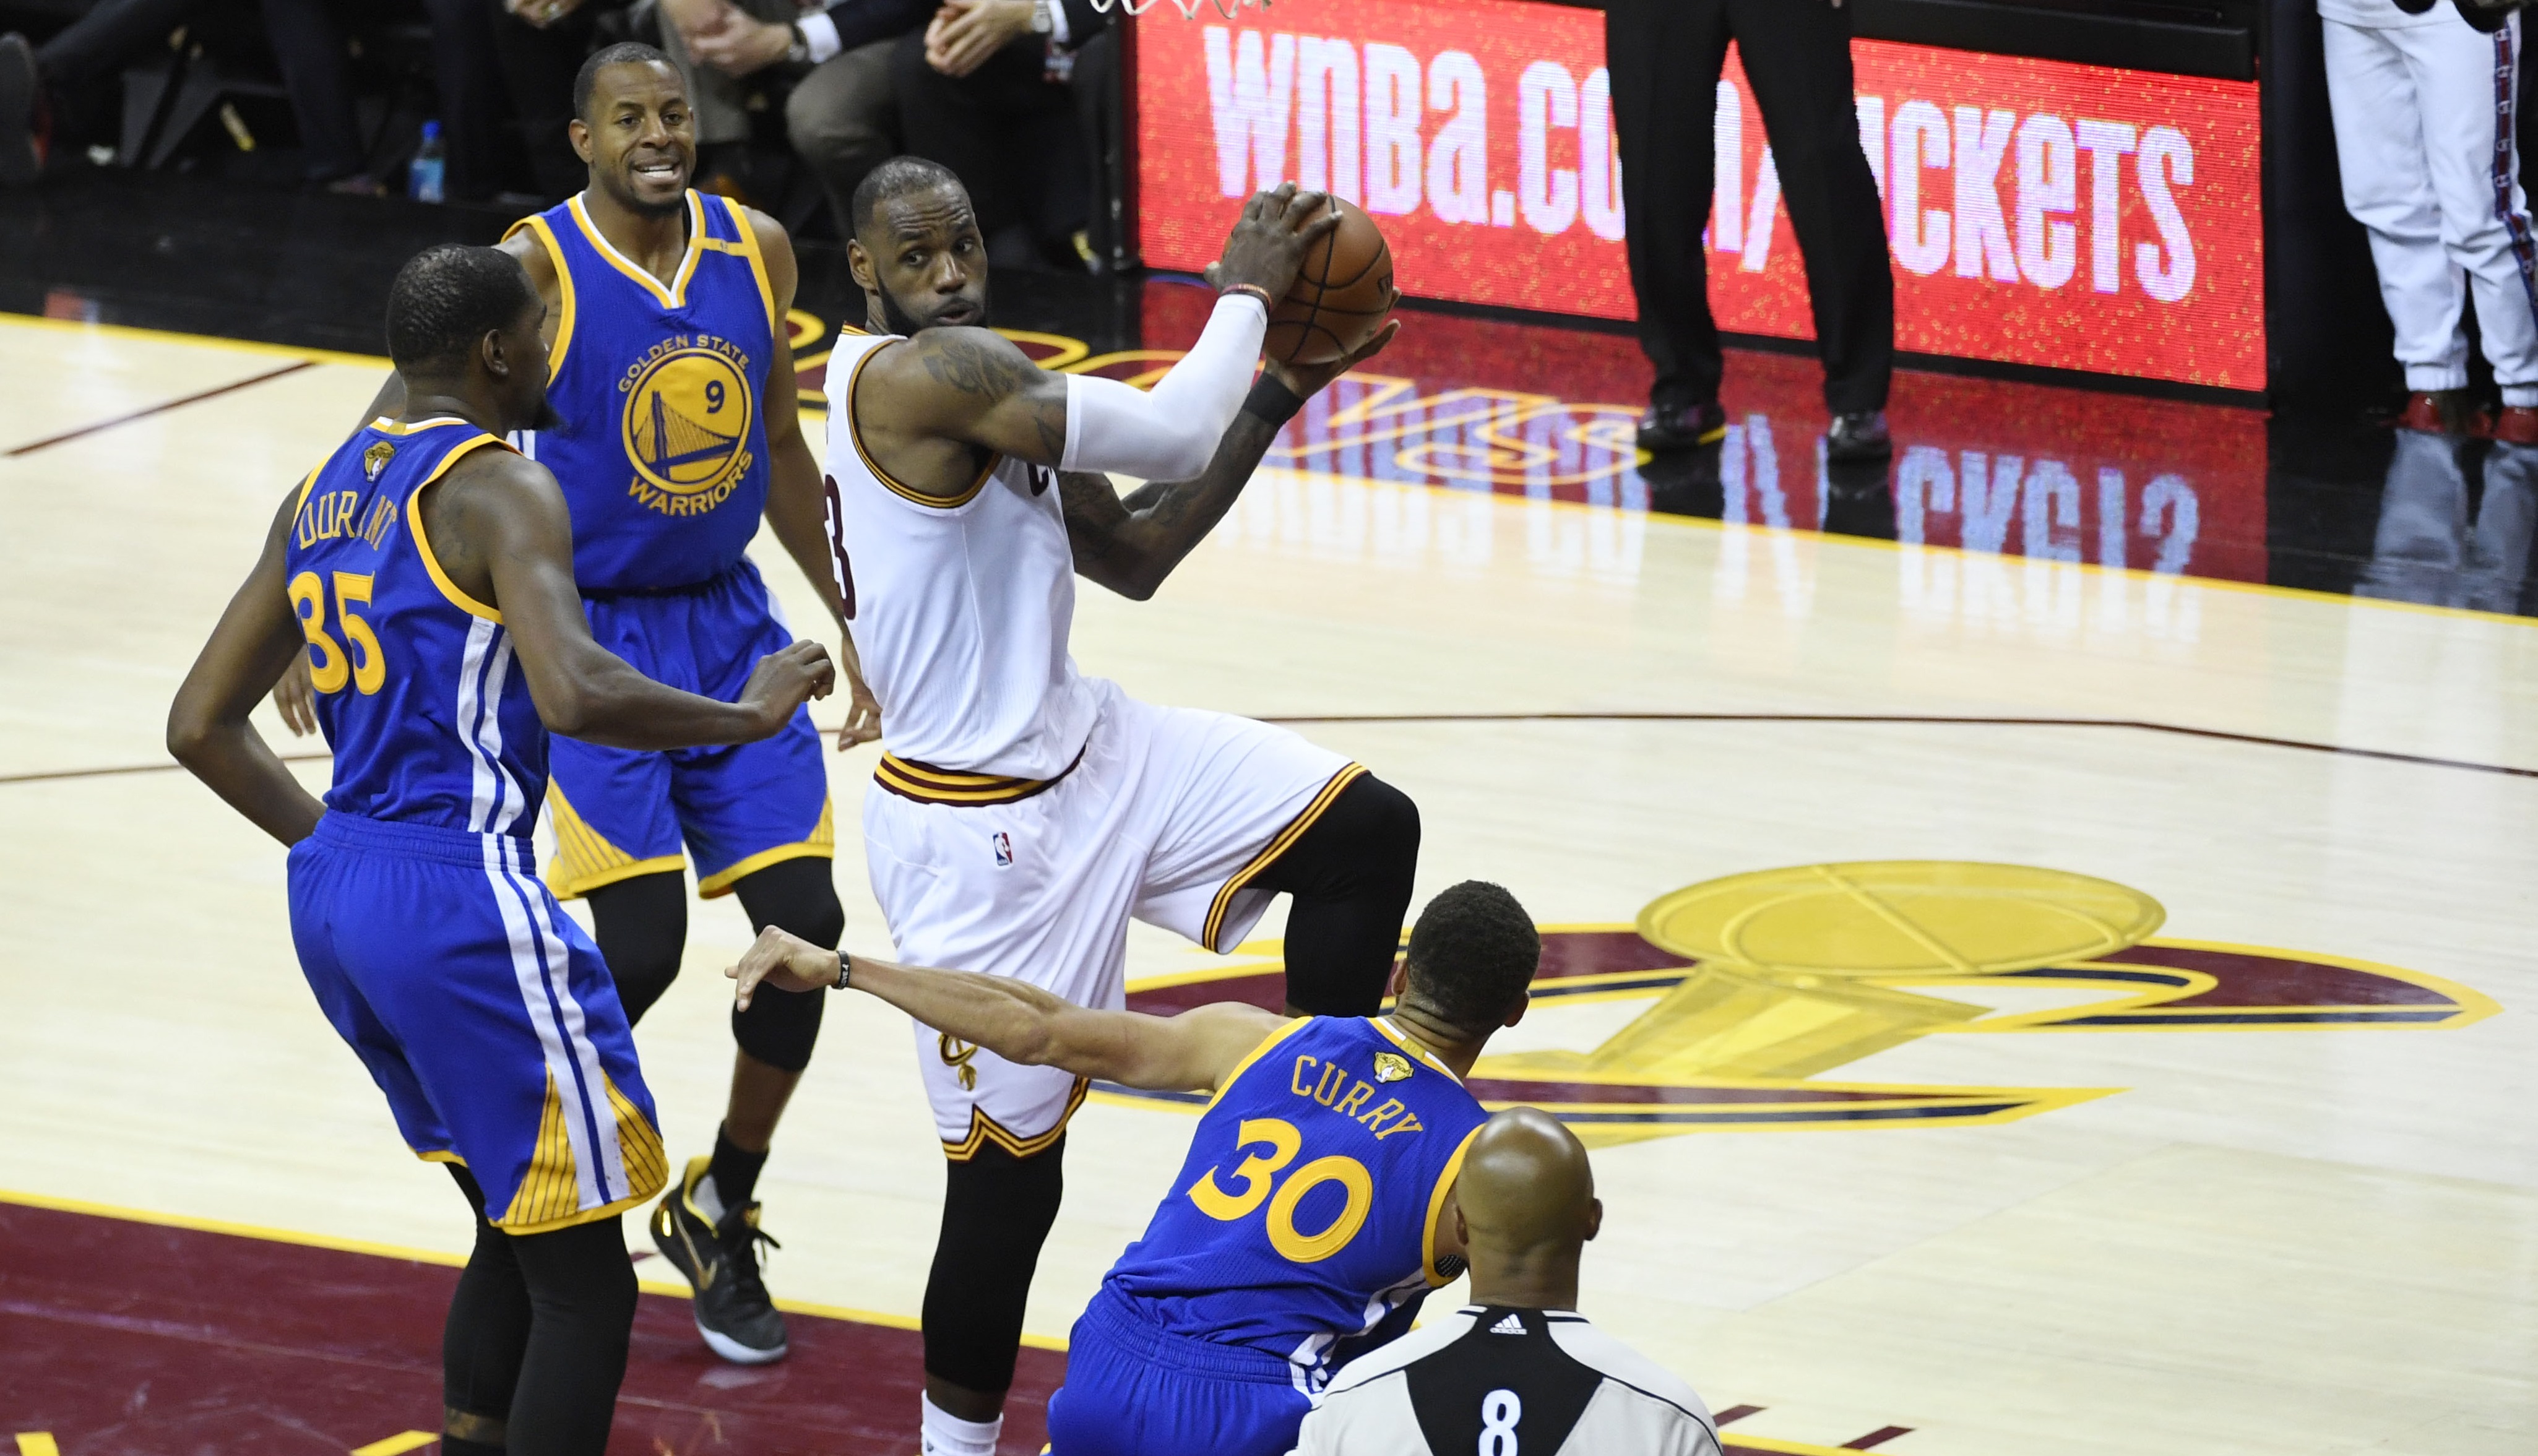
[1061,292,1267,480]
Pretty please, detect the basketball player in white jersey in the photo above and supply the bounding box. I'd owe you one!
[819,157,1410,1456]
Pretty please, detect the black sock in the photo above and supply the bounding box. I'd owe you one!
[710,1122,769,1213]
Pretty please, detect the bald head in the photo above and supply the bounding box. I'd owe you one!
[1454,1108,1600,1309]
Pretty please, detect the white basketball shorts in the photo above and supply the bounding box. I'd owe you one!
[861,676,1358,1158]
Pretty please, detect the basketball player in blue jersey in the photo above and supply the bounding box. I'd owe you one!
[727,881,1543,1456]
[168,245,834,1455]
[306,41,874,1363]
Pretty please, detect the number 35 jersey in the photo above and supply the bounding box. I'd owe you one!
[1104,1015,1490,1385]
[283,417,546,833]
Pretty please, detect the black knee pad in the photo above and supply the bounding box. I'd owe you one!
[922,1136,1066,1394]
[583,871,687,1025]
[728,858,845,1072]
[1260,774,1422,1015]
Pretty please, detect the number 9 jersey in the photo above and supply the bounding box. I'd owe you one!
[1103,1015,1490,1386]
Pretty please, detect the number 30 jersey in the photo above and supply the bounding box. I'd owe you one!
[1104,1015,1490,1387]
[282,417,548,834]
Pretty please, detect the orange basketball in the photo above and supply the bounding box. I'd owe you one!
[1265,196,1398,368]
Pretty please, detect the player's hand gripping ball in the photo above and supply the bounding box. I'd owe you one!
[1264,196,1398,368]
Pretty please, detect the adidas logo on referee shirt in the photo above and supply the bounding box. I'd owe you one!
[1490,1313,1526,1335]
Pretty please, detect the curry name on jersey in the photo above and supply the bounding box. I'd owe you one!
[284,418,548,834]
[505,189,778,593]
[1105,1016,1490,1389]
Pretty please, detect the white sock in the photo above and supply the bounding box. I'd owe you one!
[918,1393,1002,1456]
[690,1169,728,1226]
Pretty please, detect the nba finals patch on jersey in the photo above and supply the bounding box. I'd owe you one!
[1373,1051,1414,1083]
[618,333,755,515]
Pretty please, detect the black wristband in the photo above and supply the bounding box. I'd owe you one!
[1242,374,1306,427]
[833,952,852,991]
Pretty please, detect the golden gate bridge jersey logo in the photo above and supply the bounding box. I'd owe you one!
[617,335,756,515]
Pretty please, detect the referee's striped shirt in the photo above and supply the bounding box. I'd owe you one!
[1289,1305,1722,1456]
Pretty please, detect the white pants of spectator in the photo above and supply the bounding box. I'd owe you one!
[2323,7,2538,405]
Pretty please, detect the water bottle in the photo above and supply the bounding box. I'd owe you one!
[409,121,446,204]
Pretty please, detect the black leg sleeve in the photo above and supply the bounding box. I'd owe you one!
[442,1165,532,1429]
[727,856,842,1072]
[1605,0,1733,413]
[1727,0,1894,413]
[1250,773,1422,1017]
[584,869,688,1027]
[503,1214,640,1456]
[922,1136,1065,1395]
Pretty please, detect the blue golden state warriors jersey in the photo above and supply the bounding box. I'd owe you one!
[505,191,777,593]
[1106,1017,1490,1387]
[283,417,547,834]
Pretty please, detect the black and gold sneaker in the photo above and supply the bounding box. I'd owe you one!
[649,1155,789,1364]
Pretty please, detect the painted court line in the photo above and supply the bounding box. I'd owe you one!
[4,360,318,457]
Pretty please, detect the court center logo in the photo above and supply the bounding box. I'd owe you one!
[618,335,755,516]
[1101,861,2496,1147]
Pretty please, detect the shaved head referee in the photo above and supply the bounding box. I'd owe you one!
[1288,1108,1724,1456]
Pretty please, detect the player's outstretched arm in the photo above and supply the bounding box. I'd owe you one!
[169,486,334,846]
[730,927,1290,1092]
[1061,319,1400,601]
[425,450,837,748]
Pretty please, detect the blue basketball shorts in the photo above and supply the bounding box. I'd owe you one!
[543,558,832,900]
[288,811,668,1232]
[1044,1286,1315,1456]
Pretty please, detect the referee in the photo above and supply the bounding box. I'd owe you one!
[1608,0,1894,462]
[1288,1109,1722,1456]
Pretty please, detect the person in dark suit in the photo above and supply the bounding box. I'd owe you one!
[888,0,1114,270]
[1607,0,1894,461]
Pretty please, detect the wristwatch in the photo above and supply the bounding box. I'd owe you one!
[832,951,853,991]
[1030,0,1055,34]
[785,21,811,66]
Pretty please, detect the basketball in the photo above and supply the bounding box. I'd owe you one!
[1264,195,1398,367]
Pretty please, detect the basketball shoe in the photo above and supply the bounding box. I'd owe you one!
[651,1155,790,1364]
[1825,410,1893,463]
[1636,400,1728,450]
[2394,389,2484,436]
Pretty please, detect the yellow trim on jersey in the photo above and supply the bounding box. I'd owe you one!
[1201,1013,1317,1113]
[696,799,837,898]
[567,191,706,310]
[874,750,1081,806]
[711,196,779,335]
[367,415,473,437]
[415,1150,465,1165]
[1421,1124,1482,1288]
[1372,1016,1462,1083]
[542,780,684,900]
[402,433,513,622]
[498,1070,669,1234]
[290,462,325,515]
[943,1077,1087,1161]
[504,213,578,377]
[845,340,998,507]
[1201,764,1369,950]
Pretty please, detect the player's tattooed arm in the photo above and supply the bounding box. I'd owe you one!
[1060,322,1401,601]
[884,326,1071,465]
[170,486,332,846]
[424,451,837,749]
[730,928,1292,1090]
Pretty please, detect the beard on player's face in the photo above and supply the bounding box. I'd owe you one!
[876,274,991,336]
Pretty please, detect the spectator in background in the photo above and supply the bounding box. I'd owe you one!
[2,0,210,184]
[1605,0,1894,462]
[2321,0,2538,439]
[256,0,508,196]
[890,0,1111,270]
[490,0,626,201]
[655,0,926,228]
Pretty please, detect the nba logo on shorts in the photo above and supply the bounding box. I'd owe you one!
[991,832,1014,868]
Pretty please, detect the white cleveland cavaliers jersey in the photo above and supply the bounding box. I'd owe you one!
[821,331,1096,780]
